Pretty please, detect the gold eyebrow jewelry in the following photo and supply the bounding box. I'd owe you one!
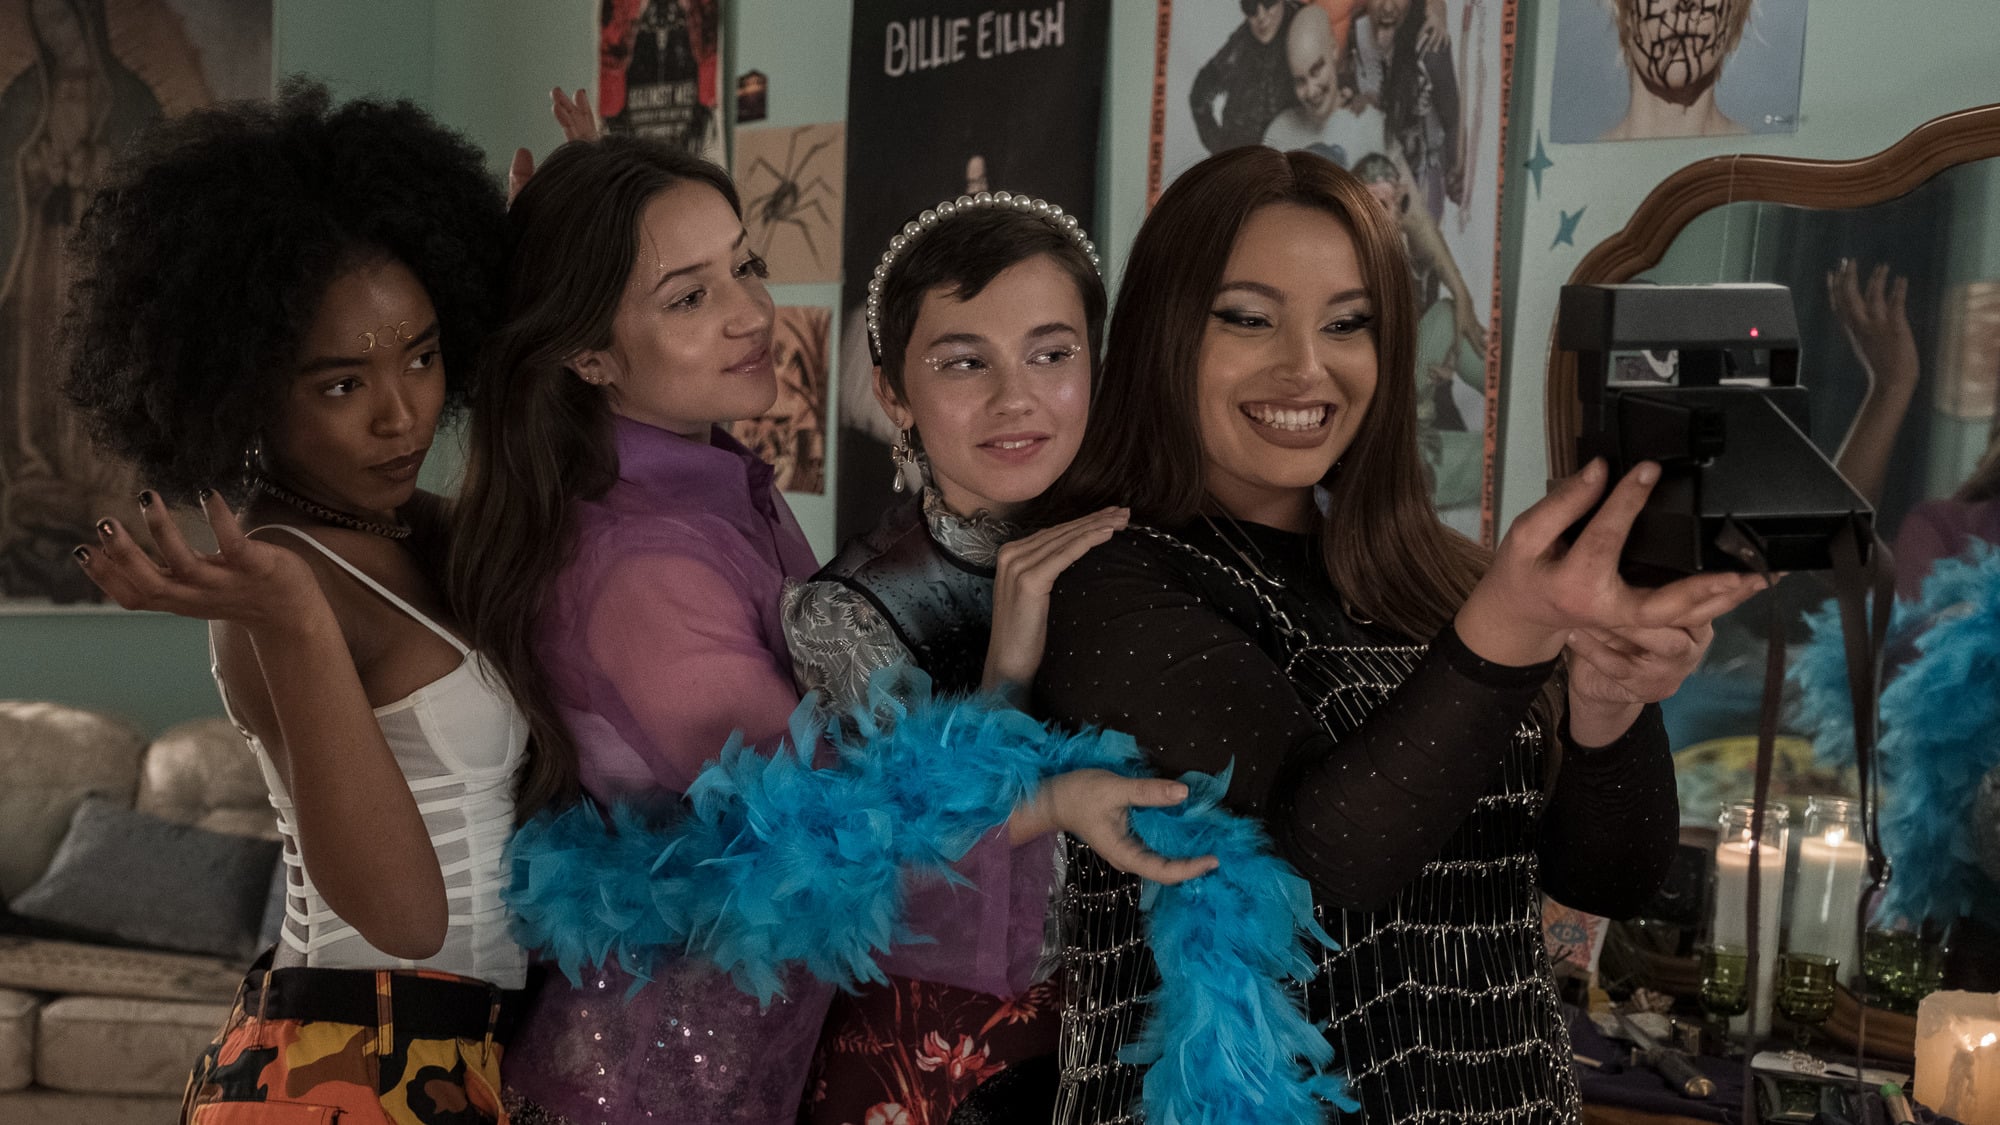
[358,321,415,353]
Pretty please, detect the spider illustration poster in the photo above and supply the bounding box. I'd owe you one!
[733,123,845,285]
[0,0,270,609]
[833,0,1110,543]
[731,306,830,494]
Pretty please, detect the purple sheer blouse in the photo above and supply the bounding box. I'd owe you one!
[501,418,1044,1125]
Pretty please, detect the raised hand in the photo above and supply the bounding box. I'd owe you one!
[1456,460,1768,670]
[75,490,323,627]
[509,87,604,204]
[1829,259,1918,394]
[1017,769,1220,885]
[981,507,1129,693]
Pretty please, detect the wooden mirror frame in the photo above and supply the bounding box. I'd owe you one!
[1544,103,2000,478]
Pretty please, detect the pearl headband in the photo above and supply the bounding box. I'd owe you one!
[864,190,1101,363]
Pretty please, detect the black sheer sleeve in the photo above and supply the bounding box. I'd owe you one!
[1034,532,1556,912]
[1535,703,1678,918]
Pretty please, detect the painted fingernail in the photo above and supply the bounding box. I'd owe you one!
[197,488,213,503]
[96,519,115,538]
[137,490,154,509]
[72,546,90,565]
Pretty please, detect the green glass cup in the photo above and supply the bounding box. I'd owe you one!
[1700,943,1751,1020]
[1861,929,1943,1015]
[1777,951,1839,1041]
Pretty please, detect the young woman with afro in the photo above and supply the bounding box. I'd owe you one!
[61,78,523,1124]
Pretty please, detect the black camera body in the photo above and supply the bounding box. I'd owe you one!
[1558,283,1873,583]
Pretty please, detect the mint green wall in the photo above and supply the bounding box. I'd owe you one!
[10,0,2000,734]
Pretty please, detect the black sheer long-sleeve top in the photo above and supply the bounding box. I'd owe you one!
[1032,519,1677,1125]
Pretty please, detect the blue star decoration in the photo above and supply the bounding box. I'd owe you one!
[1524,133,1553,198]
[1552,206,1586,249]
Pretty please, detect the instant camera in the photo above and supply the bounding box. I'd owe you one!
[1558,283,1873,584]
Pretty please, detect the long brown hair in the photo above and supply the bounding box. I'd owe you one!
[448,136,741,819]
[1042,146,1487,644]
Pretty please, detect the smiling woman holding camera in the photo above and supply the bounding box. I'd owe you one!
[1032,145,1768,1123]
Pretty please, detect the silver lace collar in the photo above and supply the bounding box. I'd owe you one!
[921,487,1014,568]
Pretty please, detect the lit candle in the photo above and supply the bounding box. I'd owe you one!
[1715,836,1788,1037]
[1917,992,2000,1124]
[1790,822,1869,977]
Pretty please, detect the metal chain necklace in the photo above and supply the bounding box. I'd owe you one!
[251,477,412,540]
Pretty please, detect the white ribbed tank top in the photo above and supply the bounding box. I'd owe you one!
[211,525,528,988]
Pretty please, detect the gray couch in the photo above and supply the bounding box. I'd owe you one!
[0,701,276,1124]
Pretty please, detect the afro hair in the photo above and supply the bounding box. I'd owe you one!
[60,77,507,503]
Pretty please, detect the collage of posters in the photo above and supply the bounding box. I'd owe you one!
[0,0,270,608]
[1153,0,1516,539]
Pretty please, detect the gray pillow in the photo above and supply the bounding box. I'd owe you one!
[8,797,281,960]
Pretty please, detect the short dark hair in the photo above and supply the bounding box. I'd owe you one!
[873,206,1107,402]
[60,77,507,504]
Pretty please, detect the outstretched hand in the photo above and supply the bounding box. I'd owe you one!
[1456,460,1768,669]
[508,87,603,204]
[1018,769,1220,885]
[75,491,323,628]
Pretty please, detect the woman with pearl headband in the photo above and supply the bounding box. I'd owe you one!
[782,191,1215,1123]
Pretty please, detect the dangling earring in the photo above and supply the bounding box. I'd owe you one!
[242,436,266,496]
[890,429,925,494]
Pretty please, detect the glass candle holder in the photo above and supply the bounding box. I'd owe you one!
[1787,796,1868,985]
[1708,799,1790,1039]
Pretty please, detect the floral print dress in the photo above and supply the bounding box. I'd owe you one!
[782,490,1063,1125]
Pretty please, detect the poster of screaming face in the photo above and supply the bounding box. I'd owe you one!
[1153,0,1515,541]
[1549,0,1806,142]
[0,0,270,608]
[598,0,722,160]
[834,0,1108,541]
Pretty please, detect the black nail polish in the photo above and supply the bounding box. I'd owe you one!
[137,490,154,509]
[72,546,90,564]
[197,488,213,503]
[96,519,115,538]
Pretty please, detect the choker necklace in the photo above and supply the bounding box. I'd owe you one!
[252,477,411,540]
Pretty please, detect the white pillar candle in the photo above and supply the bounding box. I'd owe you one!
[1790,826,1869,979]
[1715,838,1788,1037]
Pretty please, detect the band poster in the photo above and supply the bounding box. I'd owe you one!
[598,0,723,161]
[834,0,1109,541]
[0,0,271,608]
[1152,0,1517,541]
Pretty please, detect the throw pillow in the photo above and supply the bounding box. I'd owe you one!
[8,797,281,960]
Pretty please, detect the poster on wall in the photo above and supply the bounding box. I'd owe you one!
[1151,0,1516,541]
[732,306,831,494]
[1548,0,1807,143]
[0,0,271,610]
[835,0,1110,540]
[733,123,845,285]
[598,0,722,160]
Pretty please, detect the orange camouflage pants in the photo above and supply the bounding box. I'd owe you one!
[182,957,510,1125]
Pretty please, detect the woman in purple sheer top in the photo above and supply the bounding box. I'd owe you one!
[445,137,1209,1125]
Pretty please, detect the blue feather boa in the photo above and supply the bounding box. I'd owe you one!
[504,669,1356,1122]
[1791,543,2000,927]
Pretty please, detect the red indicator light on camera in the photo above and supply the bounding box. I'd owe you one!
[1749,327,1760,338]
